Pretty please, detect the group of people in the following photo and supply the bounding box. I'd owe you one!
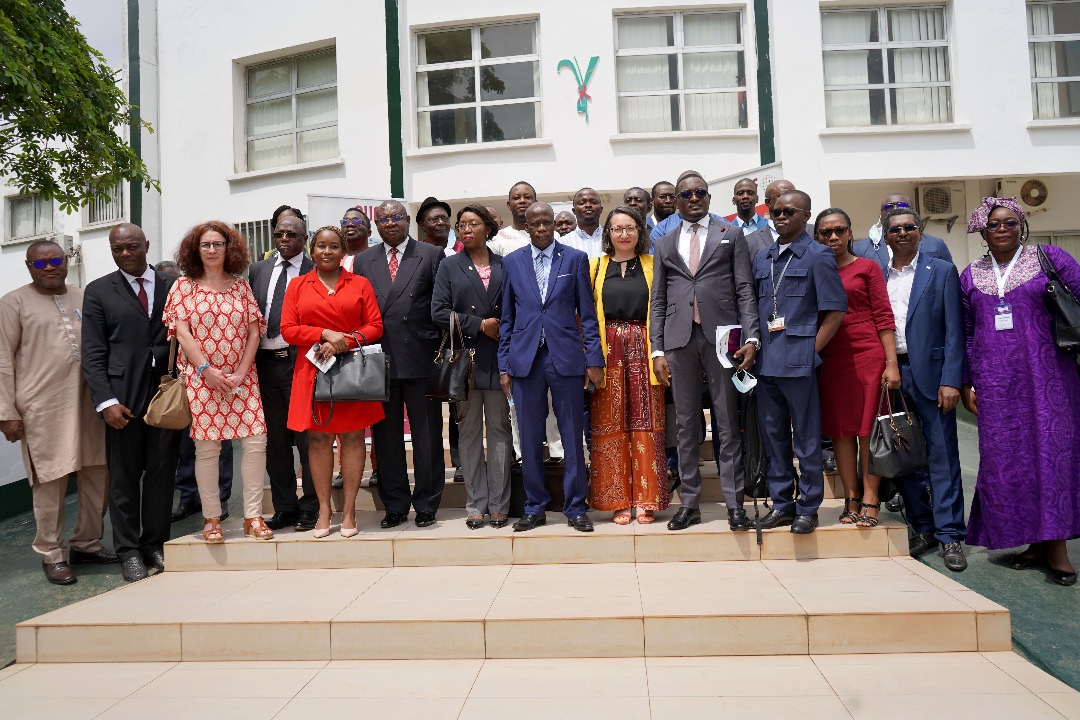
[1,174,1077,589]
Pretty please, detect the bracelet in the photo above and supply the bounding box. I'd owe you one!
[196,360,211,377]
[884,360,896,365]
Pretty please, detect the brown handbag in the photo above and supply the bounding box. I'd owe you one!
[144,337,191,430]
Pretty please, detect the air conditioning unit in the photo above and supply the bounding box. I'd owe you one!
[997,177,1052,215]
[915,183,964,217]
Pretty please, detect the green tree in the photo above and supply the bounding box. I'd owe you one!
[0,0,156,213]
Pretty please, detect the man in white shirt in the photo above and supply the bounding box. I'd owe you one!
[561,187,604,258]
[489,181,537,257]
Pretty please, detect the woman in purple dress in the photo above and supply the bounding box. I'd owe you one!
[960,197,1080,586]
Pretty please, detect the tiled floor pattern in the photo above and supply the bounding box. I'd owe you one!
[17,557,1010,662]
[1,652,1078,719]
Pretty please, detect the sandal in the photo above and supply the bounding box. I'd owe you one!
[466,515,486,530]
[202,517,224,544]
[856,502,881,528]
[244,516,274,540]
[613,509,632,525]
[490,514,508,529]
[636,510,655,525]
[840,497,861,524]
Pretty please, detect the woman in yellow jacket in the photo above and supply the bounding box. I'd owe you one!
[588,206,670,525]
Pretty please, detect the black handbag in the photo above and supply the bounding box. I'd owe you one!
[426,311,475,402]
[312,331,389,427]
[1036,245,1080,360]
[868,386,928,479]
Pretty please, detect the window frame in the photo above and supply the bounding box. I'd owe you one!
[413,20,542,149]
[5,191,55,243]
[1027,0,1080,119]
[244,48,339,171]
[81,181,125,228]
[613,9,750,134]
[820,4,953,128]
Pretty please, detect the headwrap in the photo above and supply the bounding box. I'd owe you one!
[968,196,1025,234]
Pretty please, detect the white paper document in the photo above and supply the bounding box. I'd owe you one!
[306,344,337,373]
[715,325,742,369]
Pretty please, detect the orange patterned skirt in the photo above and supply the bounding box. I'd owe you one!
[588,321,670,511]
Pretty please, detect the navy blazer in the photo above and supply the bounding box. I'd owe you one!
[498,241,604,377]
[887,256,964,399]
[752,231,848,378]
[853,231,953,273]
[431,251,503,391]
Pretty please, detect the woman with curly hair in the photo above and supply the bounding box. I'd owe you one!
[164,221,271,544]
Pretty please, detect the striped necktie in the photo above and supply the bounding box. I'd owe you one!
[535,251,548,303]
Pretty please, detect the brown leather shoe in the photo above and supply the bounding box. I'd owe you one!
[43,561,77,585]
[70,547,119,565]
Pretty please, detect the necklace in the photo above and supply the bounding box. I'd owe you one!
[318,273,339,295]
[613,256,637,278]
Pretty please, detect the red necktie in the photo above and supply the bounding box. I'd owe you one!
[388,247,399,283]
[136,277,149,316]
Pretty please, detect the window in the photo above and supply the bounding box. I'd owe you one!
[1034,232,1080,258]
[415,21,540,148]
[1029,1,1080,118]
[614,11,747,133]
[6,192,54,241]
[821,6,952,127]
[234,219,274,262]
[83,181,124,226]
[246,49,338,171]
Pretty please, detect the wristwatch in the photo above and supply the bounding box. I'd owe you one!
[746,337,761,350]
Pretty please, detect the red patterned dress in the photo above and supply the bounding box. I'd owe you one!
[163,276,267,441]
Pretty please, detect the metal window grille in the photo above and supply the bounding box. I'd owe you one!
[83,182,125,226]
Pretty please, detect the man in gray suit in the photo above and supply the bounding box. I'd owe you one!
[854,193,953,269]
[651,175,760,531]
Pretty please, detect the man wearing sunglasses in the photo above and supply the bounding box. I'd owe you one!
[649,170,730,248]
[880,208,968,571]
[0,241,113,585]
[248,214,318,532]
[853,193,953,272]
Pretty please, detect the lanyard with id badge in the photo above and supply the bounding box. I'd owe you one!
[991,247,1023,331]
[767,253,795,332]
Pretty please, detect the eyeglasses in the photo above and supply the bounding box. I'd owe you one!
[340,218,369,228]
[773,207,806,218]
[886,223,920,235]
[609,226,638,236]
[456,221,485,231]
[28,257,64,269]
[273,231,302,240]
[679,188,709,200]
[375,215,407,226]
[985,219,1021,231]
[655,193,677,201]
[199,241,226,250]
[881,201,912,212]
[817,227,850,239]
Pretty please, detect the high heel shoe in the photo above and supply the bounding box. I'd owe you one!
[340,526,359,538]
[312,525,331,539]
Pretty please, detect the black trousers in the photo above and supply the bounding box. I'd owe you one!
[373,377,445,515]
[256,349,316,514]
[106,392,181,561]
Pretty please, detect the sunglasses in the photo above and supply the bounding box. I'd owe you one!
[28,257,64,269]
[375,214,407,226]
[679,188,709,200]
[773,207,806,218]
[818,227,850,239]
[881,201,912,212]
[273,231,303,240]
[340,218,370,228]
[986,219,1021,231]
[886,223,920,235]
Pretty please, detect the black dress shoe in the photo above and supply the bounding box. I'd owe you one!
[121,555,148,582]
[171,500,201,522]
[415,511,437,528]
[369,469,379,486]
[908,531,936,558]
[265,511,299,530]
[1008,553,1045,570]
[727,508,750,531]
[453,467,464,482]
[144,550,165,574]
[568,514,594,532]
[331,472,344,489]
[69,547,119,564]
[43,561,76,585]
[885,492,904,513]
[294,511,318,532]
[381,511,408,529]
[1051,568,1078,586]
[219,507,230,522]
[754,508,796,530]
[667,507,702,531]
[513,513,546,532]
[941,542,968,572]
[791,513,819,534]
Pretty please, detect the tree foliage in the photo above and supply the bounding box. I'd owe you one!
[0,0,157,213]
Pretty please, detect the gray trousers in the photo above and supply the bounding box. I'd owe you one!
[666,324,744,509]
[459,388,513,516]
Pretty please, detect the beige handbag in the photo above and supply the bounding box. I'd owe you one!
[144,337,191,430]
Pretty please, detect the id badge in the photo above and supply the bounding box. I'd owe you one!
[767,314,786,332]
[994,302,1013,331]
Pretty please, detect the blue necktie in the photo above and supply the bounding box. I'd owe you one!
[535,251,548,303]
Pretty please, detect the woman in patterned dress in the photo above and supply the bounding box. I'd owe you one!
[587,206,669,524]
[960,197,1080,586]
[165,221,271,544]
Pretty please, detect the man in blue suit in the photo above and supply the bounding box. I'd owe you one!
[854,193,953,270]
[499,202,604,532]
[752,191,848,534]
[881,207,968,571]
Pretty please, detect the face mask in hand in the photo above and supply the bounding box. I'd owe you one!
[732,369,758,394]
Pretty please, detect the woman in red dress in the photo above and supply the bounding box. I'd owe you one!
[281,226,384,538]
[815,208,900,527]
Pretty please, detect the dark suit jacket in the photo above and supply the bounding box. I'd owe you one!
[431,251,503,390]
[889,256,964,399]
[743,226,773,264]
[853,231,953,272]
[498,241,603,378]
[353,237,443,380]
[82,269,176,417]
[650,219,759,351]
[248,252,314,337]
